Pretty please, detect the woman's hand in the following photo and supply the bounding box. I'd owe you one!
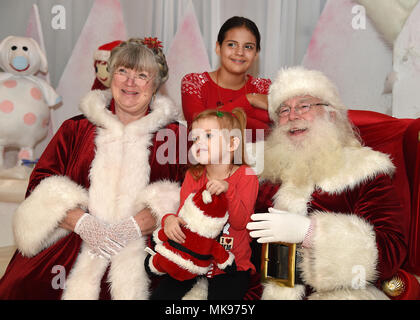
[246,93,268,110]
[59,207,85,231]
[133,208,157,236]
[164,215,187,244]
[206,179,229,195]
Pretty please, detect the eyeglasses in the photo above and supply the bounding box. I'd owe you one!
[113,67,153,85]
[276,102,330,118]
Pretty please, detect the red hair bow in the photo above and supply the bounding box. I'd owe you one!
[142,37,163,50]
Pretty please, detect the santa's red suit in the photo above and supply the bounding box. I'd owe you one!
[147,187,235,281]
[256,146,408,299]
[0,90,185,299]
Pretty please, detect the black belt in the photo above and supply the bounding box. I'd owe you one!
[168,240,213,261]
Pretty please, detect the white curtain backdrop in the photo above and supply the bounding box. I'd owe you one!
[0,0,326,87]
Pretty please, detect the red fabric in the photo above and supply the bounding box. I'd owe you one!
[349,111,420,282]
[177,166,259,277]
[253,110,416,299]
[181,72,272,140]
[0,104,185,299]
[258,172,409,283]
[151,187,231,281]
[402,119,420,275]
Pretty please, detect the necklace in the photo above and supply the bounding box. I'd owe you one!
[215,69,248,107]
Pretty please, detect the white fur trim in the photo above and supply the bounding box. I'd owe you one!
[268,67,346,122]
[79,90,182,134]
[316,146,394,194]
[182,278,208,300]
[217,251,235,270]
[94,50,111,61]
[308,285,389,300]
[179,194,228,239]
[261,282,306,300]
[272,146,395,214]
[13,175,88,257]
[108,239,150,299]
[62,90,182,299]
[136,180,181,224]
[154,243,210,275]
[300,211,378,292]
[62,243,109,300]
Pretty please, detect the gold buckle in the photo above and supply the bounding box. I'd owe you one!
[260,242,297,288]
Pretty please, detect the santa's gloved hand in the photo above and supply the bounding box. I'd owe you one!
[107,216,142,246]
[74,213,124,259]
[246,208,311,244]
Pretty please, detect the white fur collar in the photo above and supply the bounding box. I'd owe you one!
[269,146,395,215]
[316,146,394,194]
[79,89,181,135]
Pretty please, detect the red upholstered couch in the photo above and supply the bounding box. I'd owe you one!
[348,110,420,300]
[245,110,420,300]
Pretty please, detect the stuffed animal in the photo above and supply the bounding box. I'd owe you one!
[145,186,236,281]
[0,36,61,170]
[91,40,122,90]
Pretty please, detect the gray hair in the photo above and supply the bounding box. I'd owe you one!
[108,38,169,91]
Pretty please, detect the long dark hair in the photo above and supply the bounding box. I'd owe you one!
[217,16,261,52]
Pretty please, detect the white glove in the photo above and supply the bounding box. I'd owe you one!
[246,208,311,244]
[107,216,142,246]
[74,213,124,259]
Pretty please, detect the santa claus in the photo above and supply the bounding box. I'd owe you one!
[247,66,409,299]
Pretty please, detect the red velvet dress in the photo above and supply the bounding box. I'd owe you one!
[0,99,185,299]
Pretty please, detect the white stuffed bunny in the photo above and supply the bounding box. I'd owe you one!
[0,36,61,173]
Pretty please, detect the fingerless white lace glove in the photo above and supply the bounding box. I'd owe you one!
[246,208,311,244]
[74,213,124,259]
[107,216,142,246]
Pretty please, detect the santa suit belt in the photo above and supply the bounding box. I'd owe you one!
[168,240,213,261]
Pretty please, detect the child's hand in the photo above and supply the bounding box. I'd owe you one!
[164,215,187,244]
[206,179,229,195]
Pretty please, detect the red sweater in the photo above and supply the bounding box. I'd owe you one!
[181,72,272,140]
[167,165,259,277]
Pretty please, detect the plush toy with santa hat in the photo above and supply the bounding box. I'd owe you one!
[145,185,236,281]
[91,40,122,90]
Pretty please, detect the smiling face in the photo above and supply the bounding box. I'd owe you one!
[216,27,259,75]
[277,95,328,143]
[110,66,156,122]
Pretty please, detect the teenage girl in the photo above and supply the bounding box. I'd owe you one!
[181,16,272,141]
[150,108,259,300]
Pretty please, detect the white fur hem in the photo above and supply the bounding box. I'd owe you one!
[137,180,181,224]
[13,175,88,257]
[300,211,378,292]
[217,252,235,270]
[261,282,306,300]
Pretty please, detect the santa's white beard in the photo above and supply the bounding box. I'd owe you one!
[261,115,346,186]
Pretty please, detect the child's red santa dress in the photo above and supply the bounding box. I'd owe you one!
[146,186,236,281]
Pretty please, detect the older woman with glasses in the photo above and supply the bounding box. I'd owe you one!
[0,38,185,300]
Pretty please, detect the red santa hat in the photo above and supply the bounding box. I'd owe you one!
[179,186,229,238]
[93,40,123,62]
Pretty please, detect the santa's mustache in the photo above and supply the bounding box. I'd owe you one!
[278,119,309,134]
